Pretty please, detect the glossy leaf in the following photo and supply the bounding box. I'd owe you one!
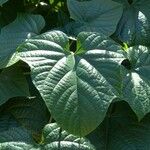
[0,13,45,69]
[67,0,123,36]
[19,31,124,136]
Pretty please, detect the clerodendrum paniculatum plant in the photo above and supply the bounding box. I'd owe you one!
[0,0,150,149]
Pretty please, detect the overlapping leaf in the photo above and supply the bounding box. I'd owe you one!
[113,0,150,46]
[18,31,125,136]
[121,45,150,120]
[2,76,50,136]
[67,0,123,36]
[0,114,95,150]
[0,13,45,69]
[87,101,150,150]
[0,65,29,106]
[0,113,39,150]
[43,123,95,150]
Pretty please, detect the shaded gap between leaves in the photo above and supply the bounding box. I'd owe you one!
[105,103,116,150]
[121,59,132,70]
[69,38,77,53]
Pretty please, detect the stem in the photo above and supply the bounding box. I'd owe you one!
[48,115,52,123]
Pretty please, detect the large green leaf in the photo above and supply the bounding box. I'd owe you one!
[18,31,124,136]
[0,13,45,69]
[121,45,150,120]
[113,0,150,46]
[87,101,150,150]
[0,65,29,106]
[0,0,8,6]
[67,0,123,36]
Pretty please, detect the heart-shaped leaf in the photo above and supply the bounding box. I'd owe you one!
[18,31,125,136]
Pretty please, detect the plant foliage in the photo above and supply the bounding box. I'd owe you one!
[0,0,150,149]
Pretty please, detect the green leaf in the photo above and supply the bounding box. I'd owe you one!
[0,114,95,150]
[19,31,124,136]
[0,113,38,150]
[87,101,150,150]
[67,0,123,36]
[0,13,45,69]
[121,45,150,120]
[0,114,32,143]
[43,123,95,150]
[2,76,50,137]
[0,125,33,143]
[0,65,29,106]
[114,0,150,46]
[0,113,20,132]
[0,143,38,150]
[0,0,8,6]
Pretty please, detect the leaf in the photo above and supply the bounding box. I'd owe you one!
[0,113,20,132]
[43,123,95,150]
[0,143,38,150]
[2,76,50,137]
[121,45,150,120]
[0,113,38,150]
[67,0,123,36]
[87,101,150,150]
[0,112,95,150]
[113,0,150,46]
[0,64,29,106]
[0,13,45,69]
[0,0,8,6]
[18,31,125,136]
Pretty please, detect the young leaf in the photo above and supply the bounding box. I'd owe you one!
[18,31,125,136]
[67,0,123,36]
[0,13,45,69]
